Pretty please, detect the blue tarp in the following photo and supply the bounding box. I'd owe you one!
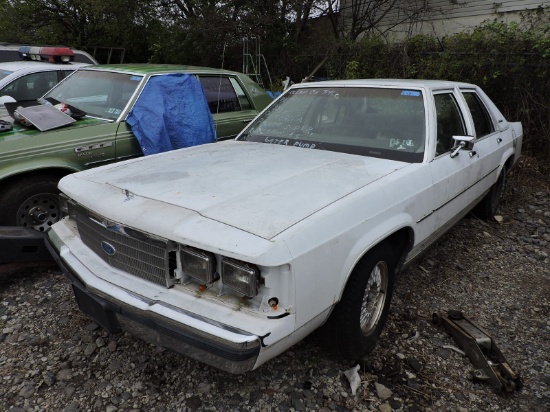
[127,74,217,156]
[266,91,281,99]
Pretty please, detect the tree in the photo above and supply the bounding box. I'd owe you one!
[339,0,431,41]
[0,0,161,62]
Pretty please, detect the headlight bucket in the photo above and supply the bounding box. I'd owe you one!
[59,193,77,219]
[221,258,259,297]
[180,246,217,284]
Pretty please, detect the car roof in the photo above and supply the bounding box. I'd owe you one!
[293,79,478,91]
[84,64,248,76]
[0,61,89,72]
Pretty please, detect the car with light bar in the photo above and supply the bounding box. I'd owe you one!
[0,64,273,231]
[0,43,97,64]
[46,79,522,373]
[0,46,90,102]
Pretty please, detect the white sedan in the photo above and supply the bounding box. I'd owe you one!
[47,79,522,373]
[0,47,89,101]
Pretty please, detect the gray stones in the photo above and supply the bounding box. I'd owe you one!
[0,181,548,411]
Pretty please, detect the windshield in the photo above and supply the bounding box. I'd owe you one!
[44,70,143,121]
[238,86,426,162]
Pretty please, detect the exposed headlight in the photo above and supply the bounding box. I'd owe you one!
[180,246,217,284]
[221,258,259,297]
[59,193,77,219]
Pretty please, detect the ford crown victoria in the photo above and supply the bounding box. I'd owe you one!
[47,79,522,373]
[0,64,272,230]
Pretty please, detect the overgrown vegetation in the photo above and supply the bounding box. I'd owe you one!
[0,1,548,166]
[318,18,550,165]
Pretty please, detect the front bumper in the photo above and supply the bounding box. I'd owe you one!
[45,232,263,374]
[0,226,52,263]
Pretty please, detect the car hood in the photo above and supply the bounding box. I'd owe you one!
[69,141,409,240]
[0,114,107,142]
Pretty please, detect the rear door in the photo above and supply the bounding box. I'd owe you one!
[459,88,505,188]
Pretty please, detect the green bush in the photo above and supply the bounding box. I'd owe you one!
[320,19,550,163]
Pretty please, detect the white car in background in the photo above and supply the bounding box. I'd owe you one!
[47,79,523,373]
[0,46,90,102]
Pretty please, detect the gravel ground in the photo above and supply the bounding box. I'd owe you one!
[1,163,549,412]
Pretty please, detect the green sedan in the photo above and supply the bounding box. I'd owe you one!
[0,64,273,231]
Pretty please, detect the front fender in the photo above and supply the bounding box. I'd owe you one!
[0,159,80,184]
[339,212,414,301]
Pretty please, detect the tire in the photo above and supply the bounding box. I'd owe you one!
[474,165,506,220]
[324,242,396,360]
[0,175,62,232]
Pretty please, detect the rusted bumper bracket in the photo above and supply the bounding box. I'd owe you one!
[432,310,522,393]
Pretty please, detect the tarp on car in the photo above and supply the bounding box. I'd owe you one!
[127,73,216,156]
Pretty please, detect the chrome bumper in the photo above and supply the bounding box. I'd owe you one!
[45,235,262,374]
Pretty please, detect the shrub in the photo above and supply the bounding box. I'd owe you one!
[318,19,550,164]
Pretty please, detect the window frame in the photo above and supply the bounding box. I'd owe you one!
[197,75,242,114]
[460,90,496,140]
[433,91,468,157]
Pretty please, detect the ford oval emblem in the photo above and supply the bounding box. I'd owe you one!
[101,241,116,256]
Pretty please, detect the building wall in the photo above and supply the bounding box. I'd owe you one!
[339,0,549,40]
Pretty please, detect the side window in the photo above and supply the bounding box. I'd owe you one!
[0,71,58,101]
[60,70,75,80]
[229,78,252,110]
[434,93,466,156]
[198,76,241,114]
[462,92,494,138]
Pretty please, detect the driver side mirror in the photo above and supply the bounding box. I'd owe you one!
[450,135,475,158]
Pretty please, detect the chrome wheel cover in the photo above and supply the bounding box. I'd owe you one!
[16,193,60,232]
[360,260,389,335]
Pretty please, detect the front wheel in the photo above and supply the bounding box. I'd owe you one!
[0,175,62,231]
[324,242,396,360]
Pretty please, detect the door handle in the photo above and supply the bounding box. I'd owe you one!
[497,138,502,144]
[469,151,478,158]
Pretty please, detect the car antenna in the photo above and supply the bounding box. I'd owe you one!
[214,42,226,116]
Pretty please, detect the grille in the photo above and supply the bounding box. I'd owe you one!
[75,208,174,287]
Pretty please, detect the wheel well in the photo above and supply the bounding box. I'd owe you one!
[0,168,70,192]
[325,227,414,329]
[354,228,414,276]
[504,155,514,173]
[383,228,414,272]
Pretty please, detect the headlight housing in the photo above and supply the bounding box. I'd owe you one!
[59,193,77,219]
[221,258,260,297]
[180,246,217,284]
